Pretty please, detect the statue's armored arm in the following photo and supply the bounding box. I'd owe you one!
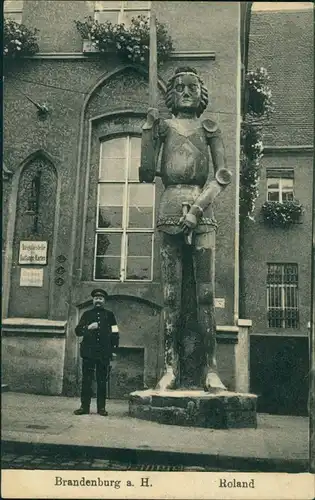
[139,108,162,183]
[189,120,232,217]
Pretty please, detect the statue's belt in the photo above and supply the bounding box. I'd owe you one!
[157,216,218,228]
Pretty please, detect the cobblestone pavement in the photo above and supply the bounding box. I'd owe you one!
[1,451,236,471]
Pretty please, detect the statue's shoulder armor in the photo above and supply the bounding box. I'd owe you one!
[202,119,219,135]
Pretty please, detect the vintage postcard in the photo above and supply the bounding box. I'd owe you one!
[1,1,314,499]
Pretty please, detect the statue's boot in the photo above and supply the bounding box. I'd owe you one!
[156,346,179,391]
[204,368,227,393]
[156,367,177,391]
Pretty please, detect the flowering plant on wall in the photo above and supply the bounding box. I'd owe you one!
[75,15,174,65]
[261,200,304,227]
[239,120,264,218]
[4,19,39,57]
[240,67,274,219]
[246,67,274,117]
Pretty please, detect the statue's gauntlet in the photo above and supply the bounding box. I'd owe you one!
[189,204,203,221]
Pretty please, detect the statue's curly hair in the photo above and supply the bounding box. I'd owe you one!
[165,67,209,117]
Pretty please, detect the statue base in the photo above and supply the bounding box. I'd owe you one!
[129,389,258,429]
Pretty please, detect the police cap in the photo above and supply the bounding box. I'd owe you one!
[91,288,108,299]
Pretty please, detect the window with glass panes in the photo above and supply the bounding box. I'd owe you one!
[267,263,299,328]
[266,170,294,202]
[4,0,23,22]
[94,1,150,26]
[94,135,155,281]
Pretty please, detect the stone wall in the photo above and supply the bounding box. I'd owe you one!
[3,1,240,395]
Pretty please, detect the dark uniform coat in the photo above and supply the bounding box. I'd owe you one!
[75,308,119,362]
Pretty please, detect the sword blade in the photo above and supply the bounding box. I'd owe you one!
[149,11,158,109]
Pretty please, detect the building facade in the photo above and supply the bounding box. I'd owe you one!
[244,5,314,414]
[3,1,245,398]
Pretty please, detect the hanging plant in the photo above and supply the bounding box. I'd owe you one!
[240,67,274,219]
[4,19,39,57]
[261,200,304,227]
[246,67,274,118]
[75,15,174,66]
[239,121,264,218]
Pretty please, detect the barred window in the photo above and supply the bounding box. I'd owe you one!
[266,169,294,202]
[94,1,150,26]
[94,135,155,282]
[4,0,23,23]
[267,264,299,328]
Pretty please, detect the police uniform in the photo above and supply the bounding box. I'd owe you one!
[74,289,119,415]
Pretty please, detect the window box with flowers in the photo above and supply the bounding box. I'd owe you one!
[261,200,304,228]
[4,19,39,58]
[75,15,174,66]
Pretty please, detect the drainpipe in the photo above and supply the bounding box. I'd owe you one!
[239,2,253,319]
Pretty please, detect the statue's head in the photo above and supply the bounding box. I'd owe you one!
[165,67,209,117]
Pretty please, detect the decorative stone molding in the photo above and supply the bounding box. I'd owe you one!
[263,145,313,154]
[3,163,13,181]
[2,318,67,337]
[169,50,216,60]
[216,325,239,344]
[23,50,216,61]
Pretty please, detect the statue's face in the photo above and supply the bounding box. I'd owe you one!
[173,74,201,113]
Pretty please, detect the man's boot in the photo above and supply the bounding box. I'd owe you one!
[73,407,90,415]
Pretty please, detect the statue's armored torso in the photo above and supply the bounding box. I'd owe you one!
[157,118,216,234]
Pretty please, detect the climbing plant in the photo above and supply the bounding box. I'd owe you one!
[240,67,274,219]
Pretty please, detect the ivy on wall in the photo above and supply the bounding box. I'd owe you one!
[240,67,274,219]
[75,15,174,66]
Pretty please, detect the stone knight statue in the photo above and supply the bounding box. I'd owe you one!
[139,67,232,392]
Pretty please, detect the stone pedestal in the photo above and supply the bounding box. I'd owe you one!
[129,389,258,429]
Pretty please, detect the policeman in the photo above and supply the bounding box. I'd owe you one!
[74,289,119,416]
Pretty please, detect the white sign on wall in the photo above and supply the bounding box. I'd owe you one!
[20,268,44,287]
[214,298,225,309]
[19,241,48,265]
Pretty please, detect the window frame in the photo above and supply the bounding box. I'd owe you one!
[94,1,151,25]
[266,263,299,329]
[93,134,155,283]
[266,169,295,203]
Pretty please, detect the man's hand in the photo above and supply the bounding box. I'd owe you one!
[179,213,197,235]
[87,322,98,331]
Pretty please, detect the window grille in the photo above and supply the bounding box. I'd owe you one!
[4,0,23,23]
[94,1,151,26]
[94,135,155,282]
[267,263,299,328]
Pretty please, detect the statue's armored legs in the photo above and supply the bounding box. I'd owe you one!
[157,232,182,391]
[193,231,227,392]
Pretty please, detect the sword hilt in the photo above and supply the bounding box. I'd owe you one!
[182,202,193,245]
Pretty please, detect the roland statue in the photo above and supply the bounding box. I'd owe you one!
[139,67,232,392]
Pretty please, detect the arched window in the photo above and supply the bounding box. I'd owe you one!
[94,1,150,26]
[4,0,23,23]
[94,135,155,282]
